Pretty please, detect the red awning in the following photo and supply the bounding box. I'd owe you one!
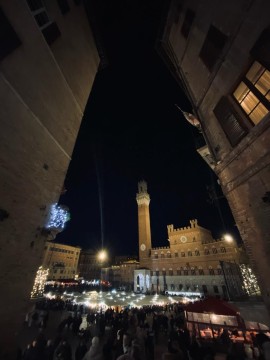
[185,297,240,316]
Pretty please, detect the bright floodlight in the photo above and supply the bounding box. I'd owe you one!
[97,249,107,262]
[224,234,233,242]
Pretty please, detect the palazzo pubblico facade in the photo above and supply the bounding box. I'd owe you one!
[134,181,244,299]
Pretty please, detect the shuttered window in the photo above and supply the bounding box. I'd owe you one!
[57,0,70,15]
[213,96,248,147]
[200,25,228,71]
[181,9,195,39]
[0,7,21,61]
[26,0,61,45]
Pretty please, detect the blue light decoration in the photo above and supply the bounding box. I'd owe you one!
[46,203,70,230]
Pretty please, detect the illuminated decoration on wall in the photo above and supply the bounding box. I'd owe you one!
[31,266,49,298]
[46,203,70,230]
[240,264,261,296]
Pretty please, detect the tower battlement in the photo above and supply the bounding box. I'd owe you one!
[167,219,198,233]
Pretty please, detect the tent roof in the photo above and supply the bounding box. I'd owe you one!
[185,297,240,316]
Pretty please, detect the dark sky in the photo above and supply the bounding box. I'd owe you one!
[56,0,239,257]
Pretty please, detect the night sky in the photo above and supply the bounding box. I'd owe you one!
[56,0,240,257]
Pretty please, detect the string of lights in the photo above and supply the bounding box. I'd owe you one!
[45,203,70,230]
[31,266,49,298]
[240,264,261,296]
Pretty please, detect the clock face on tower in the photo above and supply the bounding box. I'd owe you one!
[140,244,146,251]
[180,236,187,243]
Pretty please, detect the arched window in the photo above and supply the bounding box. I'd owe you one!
[188,250,192,256]
[181,251,185,257]
[217,265,222,275]
[209,266,215,275]
[191,267,196,275]
[199,267,204,275]
[212,247,217,254]
[184,267,188,275]
[176,268,181,275]
[195,249,200,256]
[175,252,179,257]
[167,252,171,258]
[204,248,210,255]
[169,269,173,276]
[220,247,226,253]
[154,252,158,259]
[161,252,165,258]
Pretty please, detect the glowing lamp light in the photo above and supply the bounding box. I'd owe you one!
[223,234,233,243]
[97,249,107,262]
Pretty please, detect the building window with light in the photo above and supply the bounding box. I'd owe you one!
[214,27,270,147]
[233,61,269,125]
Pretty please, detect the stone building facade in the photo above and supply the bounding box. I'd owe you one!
[78,249,106,281]
[42,242,81,280]
[135,181,243,298]
[102,259,140,290]
[157,0,270,312]
[0,1,99,356]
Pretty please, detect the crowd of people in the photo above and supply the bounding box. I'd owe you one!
[18,298,270,360]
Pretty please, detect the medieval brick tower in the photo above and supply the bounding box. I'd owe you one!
[136,181,152,266]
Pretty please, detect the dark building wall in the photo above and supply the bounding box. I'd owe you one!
[158,0,270,311]
[0,1,99,357]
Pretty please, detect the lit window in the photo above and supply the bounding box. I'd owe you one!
[233,61,269,125]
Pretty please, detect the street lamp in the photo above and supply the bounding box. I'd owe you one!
[223,234,233,243]
[97,249,108,293]
[97,249,107,262]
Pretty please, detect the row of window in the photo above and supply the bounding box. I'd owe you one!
[53,269,76,274]
[49,247,79,255]
[0,0,82,61]
[151,268,222,276]
[153,247,226,258]
[179,8,270,145]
